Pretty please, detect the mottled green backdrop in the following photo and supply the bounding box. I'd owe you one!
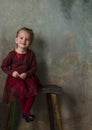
[0,0,92,130]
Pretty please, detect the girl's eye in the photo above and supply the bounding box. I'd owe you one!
[25,38,30,42]
[20,37,23,39]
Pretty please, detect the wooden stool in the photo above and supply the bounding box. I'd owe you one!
[42,84,63,130]
[5,84,63,130]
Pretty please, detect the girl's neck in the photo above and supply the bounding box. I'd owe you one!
[15,48,27,54]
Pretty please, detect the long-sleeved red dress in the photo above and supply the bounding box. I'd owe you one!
[1,49,42,114]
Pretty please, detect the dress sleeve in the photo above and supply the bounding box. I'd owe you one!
[1,52,14,76]
[26,51,37,77]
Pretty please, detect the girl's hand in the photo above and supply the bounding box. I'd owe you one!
[19,73,27,79]
[12,71,19,78]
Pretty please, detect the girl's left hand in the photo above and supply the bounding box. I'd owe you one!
[19,73,27,79]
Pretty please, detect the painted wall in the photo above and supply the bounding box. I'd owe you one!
[0,0,92,130]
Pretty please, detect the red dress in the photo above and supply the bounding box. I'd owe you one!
[1,49,42,104]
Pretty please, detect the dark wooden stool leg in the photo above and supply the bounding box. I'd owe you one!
[46,93,55,130]
[6,98,16,130]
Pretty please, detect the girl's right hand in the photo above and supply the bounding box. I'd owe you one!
[12,71,19,78]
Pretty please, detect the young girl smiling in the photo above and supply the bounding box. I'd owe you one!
[1,27,42,122]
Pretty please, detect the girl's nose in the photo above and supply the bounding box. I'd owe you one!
[22,38,26,43]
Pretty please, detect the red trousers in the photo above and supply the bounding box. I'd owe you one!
[19,95,36,115]
[3,75,42,115]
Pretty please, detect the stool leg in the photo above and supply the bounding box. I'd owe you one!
[46,93,55,130]
[51,94,63,130]
[6,98,16,130]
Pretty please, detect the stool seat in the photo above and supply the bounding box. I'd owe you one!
[41,84,62,94]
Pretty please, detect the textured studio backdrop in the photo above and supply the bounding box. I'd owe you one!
[0,0,92,130]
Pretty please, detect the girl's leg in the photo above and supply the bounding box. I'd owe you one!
[18,96,26,111]
[6,76,27,112]
[23,95,36,115]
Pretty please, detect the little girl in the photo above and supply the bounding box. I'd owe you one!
[1,27,42,122]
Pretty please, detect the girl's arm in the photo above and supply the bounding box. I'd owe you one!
[1,52,14,76]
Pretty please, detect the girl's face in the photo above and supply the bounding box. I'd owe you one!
[15,30,32,49]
